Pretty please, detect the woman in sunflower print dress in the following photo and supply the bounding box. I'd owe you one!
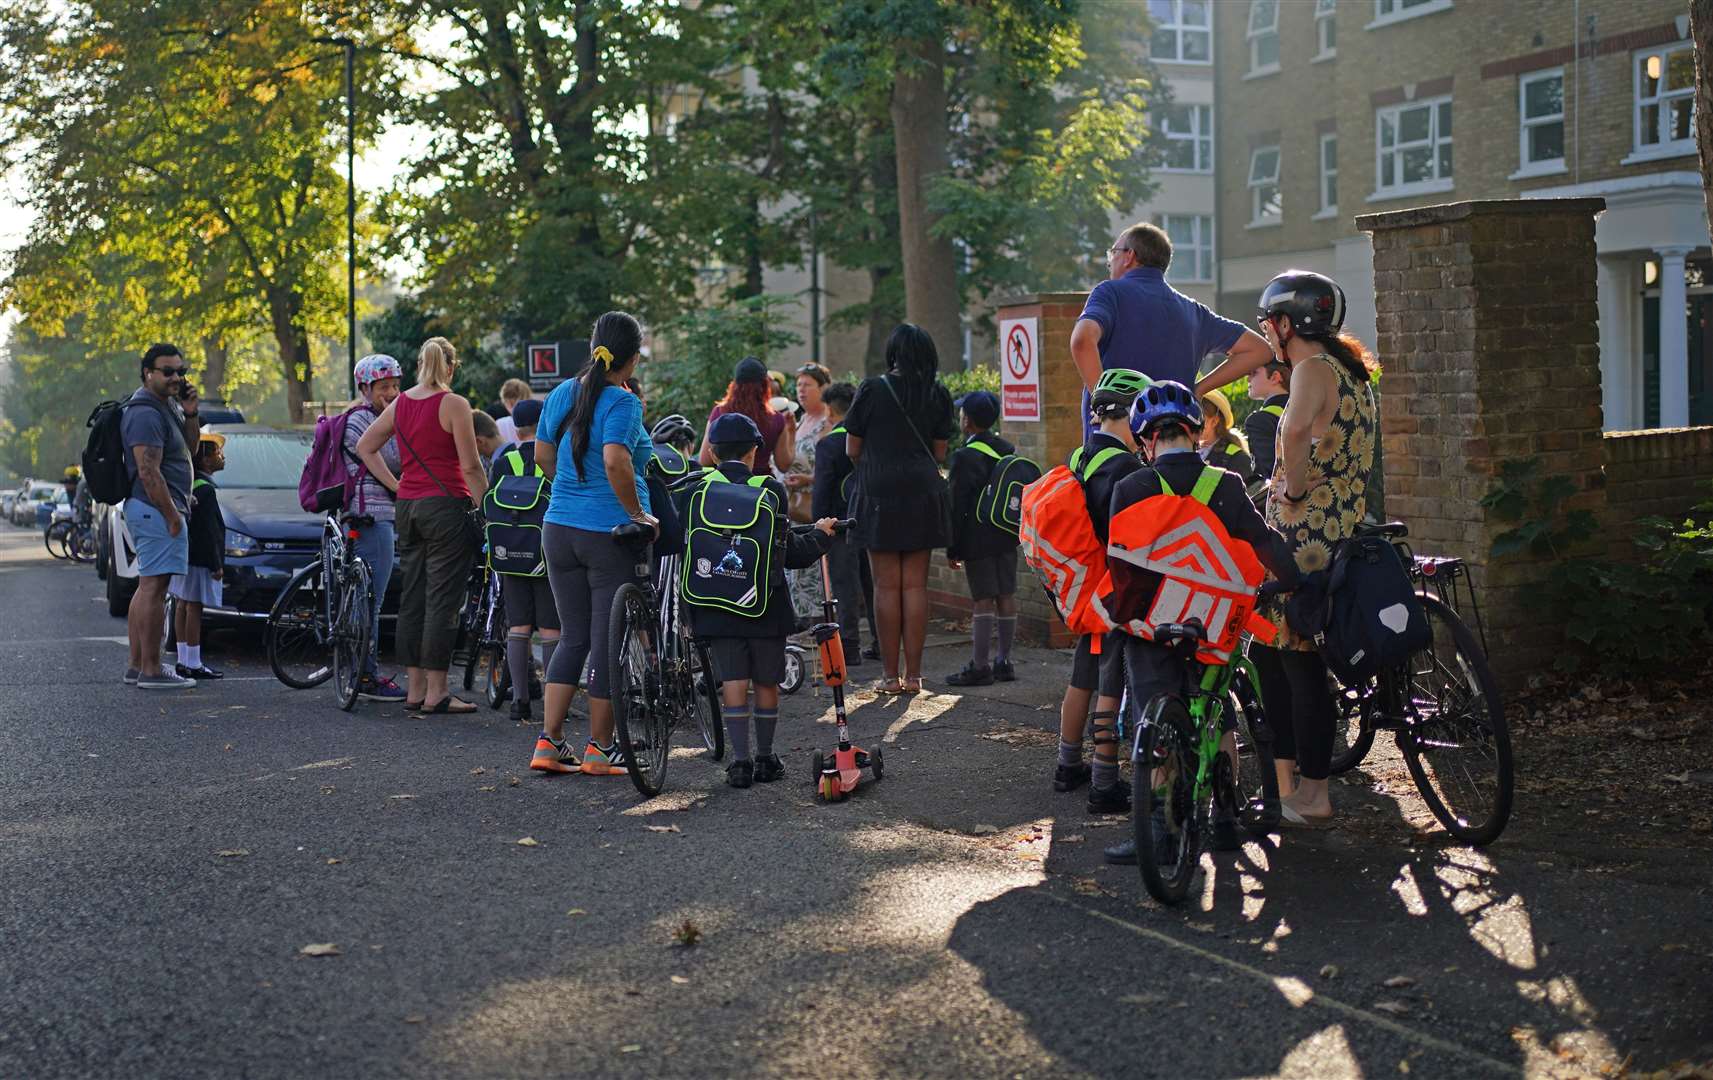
[1250,271,1378,827]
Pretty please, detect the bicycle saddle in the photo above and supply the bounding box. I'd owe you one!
[1354,520,1409,538]
[1153,618,1206,647]
[610,521,654,548]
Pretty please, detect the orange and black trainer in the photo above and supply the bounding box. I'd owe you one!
[530,734,579,774]
[579,741,629,776]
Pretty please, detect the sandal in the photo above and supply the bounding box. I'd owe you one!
[416,696,478,715]
[403,700,423,711]
[902,676,923,693]
[877,677,907,695]
[1279,803,1335,829]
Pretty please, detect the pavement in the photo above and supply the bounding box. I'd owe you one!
[0,523,1708,1079]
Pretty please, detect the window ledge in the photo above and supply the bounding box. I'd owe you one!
[1243,64,1282,81]
[1311,207,1340,220]
[1157,166,1215,176]
[1366,178,1455,202]
[1245,218,1284,230]
[1621,144,1696,166]
[1508,161,1568,181]
[1154,57,1214,67]
[1364,0,1453,30]
[1312,49,1338,63]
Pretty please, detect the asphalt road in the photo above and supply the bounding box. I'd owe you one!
[1,524,1708,1079]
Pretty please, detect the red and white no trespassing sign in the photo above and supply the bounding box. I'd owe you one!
[1000,316,1040,422]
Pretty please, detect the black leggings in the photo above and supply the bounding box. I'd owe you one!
[1250,645,1336,781]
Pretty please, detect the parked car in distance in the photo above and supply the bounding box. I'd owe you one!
[1,488,20,521]
[197,399,245,425]
[100,425,401,627]
[12,481,60,526]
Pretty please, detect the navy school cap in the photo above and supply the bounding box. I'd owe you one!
[733,356,769,384]
[956,390,1000,428]
[509,398,543,428]
[708,411,763,446]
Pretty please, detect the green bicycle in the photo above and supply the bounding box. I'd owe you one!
[1131,612,1281,906]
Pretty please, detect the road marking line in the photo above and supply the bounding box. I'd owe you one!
[1048,893,1513,1074]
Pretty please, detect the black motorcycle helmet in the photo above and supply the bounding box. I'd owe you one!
[1257,269,1346,339]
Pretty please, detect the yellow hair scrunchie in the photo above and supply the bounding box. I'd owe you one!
[592,345,613,369]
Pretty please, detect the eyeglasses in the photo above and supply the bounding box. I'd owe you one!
[1106,245,1128,257]
[154,365,189,377]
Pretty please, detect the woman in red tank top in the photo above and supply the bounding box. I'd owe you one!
[356,336,488,713]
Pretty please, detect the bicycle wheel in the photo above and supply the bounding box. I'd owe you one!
[691,641,725,761]
[266,563,334,689]
[484,644,509,709]
[45,521,71,559]
[609,582,668,797]
[1133,695,1204,906]
[1328,672,1377,774]
[71,526,98,563]
[1226,658,1280,835]
[1400,594,1513,845]
[331,562,372,712]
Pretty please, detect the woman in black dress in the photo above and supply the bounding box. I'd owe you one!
[843,324,955,693]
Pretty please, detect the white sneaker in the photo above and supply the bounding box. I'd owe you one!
[137,670,195,690]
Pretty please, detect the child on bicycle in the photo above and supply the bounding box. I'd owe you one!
[170,432,227,681]
[1098,382,1296,865]
[685,412,836,789]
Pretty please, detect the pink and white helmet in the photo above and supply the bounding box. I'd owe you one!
[354,353,402,389]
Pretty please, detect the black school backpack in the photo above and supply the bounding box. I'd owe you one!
[969,440,1042,537]
[680,472,778,616]
[1292,534,1431,683]
[481,447,548,577]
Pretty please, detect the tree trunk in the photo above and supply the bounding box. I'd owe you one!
[266,286,313,422]
[866,265,895,375]
[200,335,228,402]
[889,33,963,367]
[1694,0,1713,243]
[737,192,765,301]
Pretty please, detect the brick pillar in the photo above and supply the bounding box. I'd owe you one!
[1354,198,1606,684]
[925,292,1088,647]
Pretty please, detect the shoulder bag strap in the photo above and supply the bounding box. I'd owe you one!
[879,375,937,464]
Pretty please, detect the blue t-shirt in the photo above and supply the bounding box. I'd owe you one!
[1079,265,1246,390]
[537,380,653,531]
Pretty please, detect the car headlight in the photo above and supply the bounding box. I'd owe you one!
[224,529,260,558]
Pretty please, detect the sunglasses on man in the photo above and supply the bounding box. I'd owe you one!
[153,364,190,378]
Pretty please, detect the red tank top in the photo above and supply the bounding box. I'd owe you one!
[394,391,471,501]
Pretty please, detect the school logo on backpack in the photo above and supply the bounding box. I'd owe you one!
[968,440,1041,537]
[680,472,778,616]
[481,448,548,577]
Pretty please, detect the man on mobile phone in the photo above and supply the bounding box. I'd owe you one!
[121,344,198,690]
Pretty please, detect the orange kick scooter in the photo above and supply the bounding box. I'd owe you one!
[809,521,882,801]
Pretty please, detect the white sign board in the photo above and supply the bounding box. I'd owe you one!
[999,316,1040,421]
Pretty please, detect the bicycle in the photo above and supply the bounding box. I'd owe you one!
[605,521,726,798]
[45,518,95,562]
[1129,602,1282,906]
[264,511,375,710]
[454,563,510,709]
[1323,521,1513,846]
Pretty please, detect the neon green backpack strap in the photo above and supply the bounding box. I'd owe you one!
[1157,474,1175,497]
[746,474,769,488]
[502,448,527,476]
[967,439,1003,460]
[1222,443,1244,459]
[830,425,846,436]
[1260,404,1285,417]
[192,477,210,492]
[1190,467,1221,505]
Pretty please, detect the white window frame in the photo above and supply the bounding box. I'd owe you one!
[1314,0,1337,60]
[1245,0,1280,79]
[1511,67,1566,179]
[1626,43,1696,164]
[1148,0,1212,66]
[1247,146,1282,227]
[1154,214,1215,283]
[1314,133,1339,219]
[1367,0,1452,29]
[1371,95,1453,202]
[1158,103,1214,174]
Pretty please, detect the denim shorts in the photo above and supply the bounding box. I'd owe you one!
[126,498,189,578]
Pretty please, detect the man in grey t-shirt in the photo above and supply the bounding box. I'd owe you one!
[121,344,200,689]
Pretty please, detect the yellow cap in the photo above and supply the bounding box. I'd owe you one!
[199,431,226,450]
[1200,388,1234,431]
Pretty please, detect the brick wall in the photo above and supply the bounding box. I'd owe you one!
[1603,427,1713,535]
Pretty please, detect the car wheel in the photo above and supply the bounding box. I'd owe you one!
[106,548,132,618]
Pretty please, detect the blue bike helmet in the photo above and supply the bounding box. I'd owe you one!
[1129,380,1203,439]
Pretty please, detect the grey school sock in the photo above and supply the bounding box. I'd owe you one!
[1058,739,1083,768]
[996,615,1017,663]
[970,613,995,669]
[724,703,752,762]
[506,633,533,702]
[754,705,779,758]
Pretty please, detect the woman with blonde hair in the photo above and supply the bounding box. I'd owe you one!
[356,336,488,714]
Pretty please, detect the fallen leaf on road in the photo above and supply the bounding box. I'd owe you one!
[672,920,702,947]
[388,794,417,800]
[1383,975,1416,988]
[516,837,540,847]
[566,909,588,917]
[1319,964,1340,979]
[320,785,335,795]
[215,849,250,858]
[1071,877,1108,897]
[1661,943,1688,952]
[1373,1000,1410,1016]
[1662,772,1690,784]
[326,858,342,865]
[508,776,521,787]
[299,943,341,957]
[404,1015,425,1024]
[1120,992,1165,1006]
[471,767,487,776]
[477,785,497,792]
[1186,922,1214,933]
[970,824,999,836]
[670,975,689,985]
[620,1045,642,1054]
[1060,834,1085,843]
[223,744,233,751]
[644,824,682,834]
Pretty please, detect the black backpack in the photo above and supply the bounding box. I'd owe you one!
[481,460,549,578]
[1291,534,1431,683]
[680,472,778,616]
[82,399,142,505]
[969,440,1042,537]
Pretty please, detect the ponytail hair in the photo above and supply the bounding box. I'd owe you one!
[883,323,941,418]
[1306,330,1378,384]
[418,336,457,390]
[568,311,644,482]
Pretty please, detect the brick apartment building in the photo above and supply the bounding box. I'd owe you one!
[1213,0,1707,430]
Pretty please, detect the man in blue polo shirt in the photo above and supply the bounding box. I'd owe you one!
[1071,223,1274,432]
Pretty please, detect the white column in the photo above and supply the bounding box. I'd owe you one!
[1595,256,1627,431]
[1657,245,1693,429]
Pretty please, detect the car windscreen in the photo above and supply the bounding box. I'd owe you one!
[29,484,58,499]
[217,431,314,489]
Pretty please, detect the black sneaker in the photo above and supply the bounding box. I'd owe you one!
[992,660,1016,682]
[1087,781,1132,815]
[175,663,223,680]
[1103,838,1138,865]
[862,642,881,661]
[726,759,754,788]
[1053,762,1091,793]
[843,642,865,667]
[508,700,532,723]
[945,663,994,687]
[753,754,785,783]
[1104,811,1179,866]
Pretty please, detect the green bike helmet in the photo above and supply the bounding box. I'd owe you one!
[1090,367,1153,417]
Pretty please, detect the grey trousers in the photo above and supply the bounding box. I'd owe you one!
[394,497,476,671]
[543,522,645,699]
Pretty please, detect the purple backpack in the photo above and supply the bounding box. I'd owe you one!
[298,407,360,513]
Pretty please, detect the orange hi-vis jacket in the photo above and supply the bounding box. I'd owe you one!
[1018,444,1131,642]
[1094,463,1277,665]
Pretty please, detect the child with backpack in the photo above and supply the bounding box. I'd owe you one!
[810,382,870,661]
[1198,389,1254,485]
[1097,382,1299,865]
[483,398,561,722]
[944,390,1022,687]
[1243,360,1290,498]
[170,432,227,680]
[683,413,837,788]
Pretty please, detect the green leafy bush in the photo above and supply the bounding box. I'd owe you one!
[649,296,802,427]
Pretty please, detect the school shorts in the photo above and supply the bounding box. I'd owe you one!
[707,635,787,687]
[1069,631,1127,697]
[962,552,1018,602]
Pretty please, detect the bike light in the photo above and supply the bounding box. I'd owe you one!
[224,529,260,558]
[346,529,360,541]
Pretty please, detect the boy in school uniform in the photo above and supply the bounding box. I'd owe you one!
[944,390,1020,687]
[170,432,227,680]
[689,413,837,789]
[1243,360,1290,499]
[485,398,560,722]
[1098,382,1299,865]
[810,382,869,661]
